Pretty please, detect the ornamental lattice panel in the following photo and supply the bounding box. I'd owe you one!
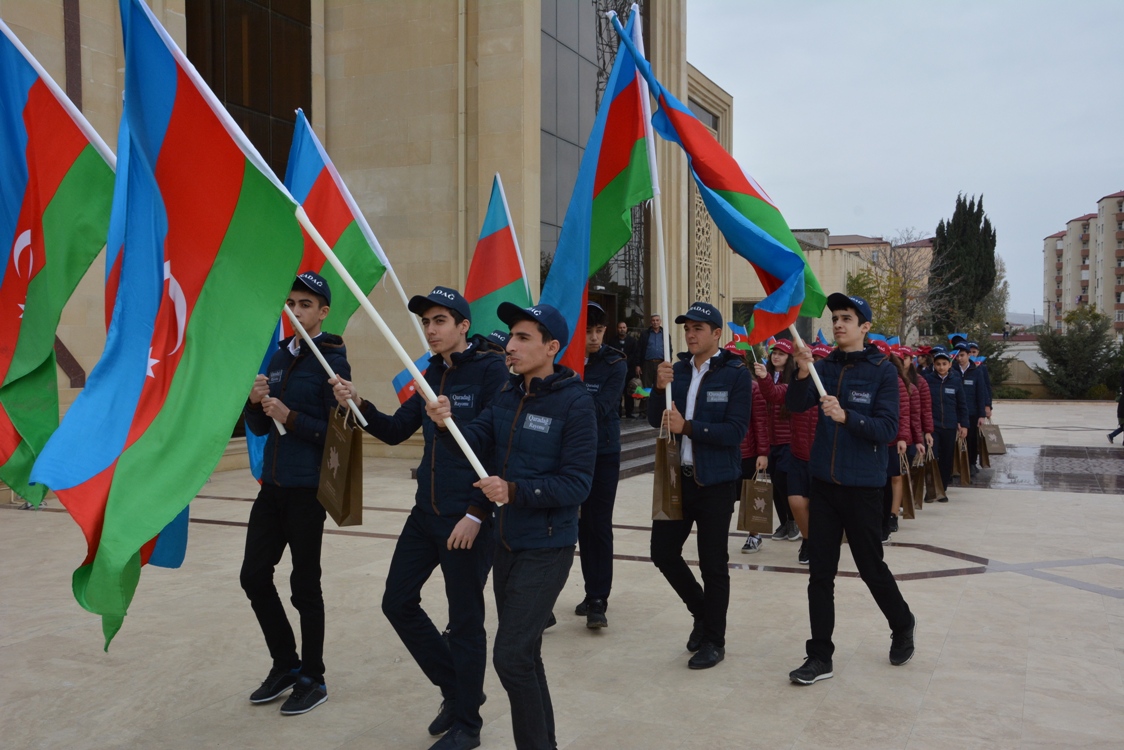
[690,181,713,301]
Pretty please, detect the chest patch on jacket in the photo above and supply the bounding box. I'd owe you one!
[964,379,974,386]
[585,383,601,394]
[848,390,872,405]
[706,390,729,403]
[450,393,475,410]
[524,414,553,433]
[268,370,283,384]
[944,387,956,395]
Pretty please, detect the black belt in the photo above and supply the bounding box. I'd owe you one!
[681,465,694,478]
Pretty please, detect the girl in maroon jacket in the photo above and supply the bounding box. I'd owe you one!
[878,344,914,542]
[738,348,771,553]
[753,339,799,543]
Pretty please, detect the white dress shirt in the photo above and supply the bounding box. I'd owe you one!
[680,352,719,466]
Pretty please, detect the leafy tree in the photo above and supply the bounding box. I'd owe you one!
[929,194,997,332]
[1034,307,1122,398]
[845,268,879,308]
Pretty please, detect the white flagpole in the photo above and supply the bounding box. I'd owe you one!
[627,6,671,369]
[788,325,827,398]
[282,305,368,427]
[295,206,489,480]
[494,172,533,303]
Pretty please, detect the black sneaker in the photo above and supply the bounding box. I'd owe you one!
[687,642,725,669]
[429,699,456,736]
[249,665,300,704]
[881,527,891,544]
[686,618,704,653]
[789,656,833,685]
[797,539,810,565]
[428,728,481,750]
[279,676,327,715]
[585,598,608,629]
[889,515,899,533]
[574,598,589,617]
[889,613,916,666]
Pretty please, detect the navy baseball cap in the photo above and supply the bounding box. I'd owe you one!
[826,292,872,325]
[967,341,980,350]
[931,346,951,361]
[953,343,970,354]
[408,285,471,321]
[674,301,723,328]
[293,271,331,305]
[497,302,569,344]
[487,329,510,348]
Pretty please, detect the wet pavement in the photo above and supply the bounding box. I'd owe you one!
[976,444,1124,494]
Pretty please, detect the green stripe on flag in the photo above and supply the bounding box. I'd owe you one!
[319,221,386,335]
[469,278,532,339]
[0,354,58,503]
[74,160,304,637]
[590,139,652,274]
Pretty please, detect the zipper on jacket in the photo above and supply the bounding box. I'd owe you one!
[828,364,854,485]
[430,363,456,516]
[498,391,533,551]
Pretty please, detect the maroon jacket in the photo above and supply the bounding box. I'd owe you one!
[916,376,935,434]
[908,381,923,445]
[740,379,770,460]
[755,372,792,447]
[889,377,912,446]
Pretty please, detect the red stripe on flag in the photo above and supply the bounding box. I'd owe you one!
[748,306,800,345]
[0,402,20,464]
[127,65,246,444]
[557,284,590,376]
[662,99,769,202]
[465,228,522,300]
[105,250,122,331]
[298,168,354,273]
[593,77,646,196]
[55,462,116,567]
[0,80,89,380]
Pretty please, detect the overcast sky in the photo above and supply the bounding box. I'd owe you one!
[686,0,1124,318]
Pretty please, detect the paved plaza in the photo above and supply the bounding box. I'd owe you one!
[4,400,1124,749]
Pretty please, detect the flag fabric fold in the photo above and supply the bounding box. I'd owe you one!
[30,0,306,647]
[465,174,532,338]
[539,11,653,371]
[611,11,825,344]
[0,21,115,504]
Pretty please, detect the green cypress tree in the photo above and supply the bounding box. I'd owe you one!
[929,193,997,332]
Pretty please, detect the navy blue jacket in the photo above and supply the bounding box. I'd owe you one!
[451,366,597,552]
[584,345,627,455]
[787,344,898,488]
[922,369,968,430]
[245,333,351,489]
[646,349,751,486]
[955,362,987,417]
[976,362,993,409]
[360,336,508,519]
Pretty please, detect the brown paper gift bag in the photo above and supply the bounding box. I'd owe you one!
[979,419,1006,458]
[953,435,972,486]
[737,470,773,534]
[652,411,683,521]
[899,453,915,519]
[317,406,364,527]
[910,452,926,509]
[924,450,946,502]
[978,427,991,469]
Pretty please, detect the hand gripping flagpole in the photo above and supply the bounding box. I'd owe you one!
[788,325,827,398]
[294,206,489,480]
[283,305,368,427]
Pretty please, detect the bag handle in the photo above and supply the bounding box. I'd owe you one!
[899,452,911,475]
[658,407,670,440]
[753,469,771,484]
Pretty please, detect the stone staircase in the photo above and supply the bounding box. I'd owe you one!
[619,416,659,479]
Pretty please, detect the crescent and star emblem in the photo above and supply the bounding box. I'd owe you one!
[13,230,33,278]
[164,261,187,355]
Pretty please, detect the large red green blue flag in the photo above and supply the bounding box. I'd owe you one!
[611,11,826,344]
[30,0,306,647]
[465,173,532,338]
[539,10,653,371]
[0,21,115,505]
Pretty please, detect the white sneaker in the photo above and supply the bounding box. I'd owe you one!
[741,534,761,554]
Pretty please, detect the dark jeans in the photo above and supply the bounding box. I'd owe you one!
[770,444,792,525]
[933,427,957,489]
[967,414,980,468]
[650,475,737,648]
[382,508,492,733]
[806,478,912,663]
[240,484,327,683]
[493,545,574,750]
[578,453,621,601]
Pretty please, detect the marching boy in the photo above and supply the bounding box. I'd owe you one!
[240,271,349,715]
[785,294,914,685]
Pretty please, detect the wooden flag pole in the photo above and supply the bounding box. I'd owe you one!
[788,324,827,398]
[294,206,489,480]
[283,305,368,427]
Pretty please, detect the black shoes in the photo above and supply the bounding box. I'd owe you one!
[890,613,916,666]
[279,676,327,715]
[889,514,899,533]
[687,642,724,669]
[428,729,481,750]
[429,699,456,736]
[249,665,300,704]
[574,598,589,616]
[789,656,833,685]
[585,598,608,629]
[686,619,704,653]
[797,539,810,565]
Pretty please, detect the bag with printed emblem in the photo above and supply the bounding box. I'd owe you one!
[737,470,773,534]
[317,406,363,527]
[652,409,683,521]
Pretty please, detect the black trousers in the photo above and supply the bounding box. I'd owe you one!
[650,474,737,648]
[933,427,957,489]
[577,452,621,601]
[621,376,635,417]
[966,414,980,468]
[806,478,912,663]
[770,444,792,526]
[382,508,493,734]
[493,545,574,750]
[240,484,327,683]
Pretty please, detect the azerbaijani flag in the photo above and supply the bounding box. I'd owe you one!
[0,21,115,504]
[31,0,306,647]
[392,352,434,404]
[539,9,653,371]
[727,321,751,351]
[612,11,826,343]
[816,329,829,346]
[465,173,532,338]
